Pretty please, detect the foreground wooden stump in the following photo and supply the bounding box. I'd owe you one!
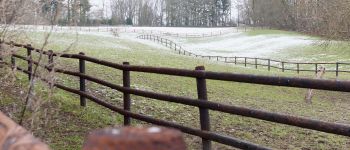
[83,127,187,150]
[0,112,50,150]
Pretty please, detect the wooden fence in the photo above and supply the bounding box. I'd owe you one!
[1,41,350,150]
[138,34,350,77]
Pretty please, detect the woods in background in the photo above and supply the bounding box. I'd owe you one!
[241,0,350,39]
[111,0,234,27]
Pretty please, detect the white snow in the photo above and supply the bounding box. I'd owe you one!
[13,25,315,59]
[180,33,314,57]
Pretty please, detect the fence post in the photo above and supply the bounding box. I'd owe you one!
[244,57,247,67]
[315,64,318,74]
[282,62,285,72]
[79,52,86,107]
[11,56,15,70]
[0,46,2,62]
[195,66,211,150]
[297,63,300,74]
[217,56,219,61]
[255,58,258,69]
[26,44,33,80]
[224,57,227,62]
[336,62,339,77]
[123,62,131,126]
[47,50,54,88]
[234,56,237,64]
[48,50,54,71]
[268,59,271,71]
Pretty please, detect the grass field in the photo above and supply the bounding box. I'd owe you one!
[1,28,350,149]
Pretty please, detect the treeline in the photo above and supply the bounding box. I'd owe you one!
[111,0,234,27]
[0,0,97,26]
[240,0,350,39]
[1,0,234,27]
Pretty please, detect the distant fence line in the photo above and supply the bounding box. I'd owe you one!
[137,34,350,77]
[2,41,350,150]
[9,25,244,38]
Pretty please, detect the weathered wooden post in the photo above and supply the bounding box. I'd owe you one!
[79,52,86,107]
[0,112,50,150]
[48,50,54,71]
[195,66,211,150]
[282,62,285,72]
[26,44,33,80]
[255,58,258,69]
[297,63,300,74]
[315,64,318,74]
[268,59,271,71]
[0,45,2,63]
[47,50,55,88]
[123,62,131,126]
[244,57,247,67]
[336,62,339,77]
[8,41,15,70]
[11,56,15,70]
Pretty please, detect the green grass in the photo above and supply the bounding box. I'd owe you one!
[278,41,350,62]
[246,29,305,36]
[1,30,350,149]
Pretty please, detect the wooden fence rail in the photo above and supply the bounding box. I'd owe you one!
[2,41,350,150]
[138,34,350,77]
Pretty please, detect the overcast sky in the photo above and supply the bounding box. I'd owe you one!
[89,0,108,10]
[89,0,112,17]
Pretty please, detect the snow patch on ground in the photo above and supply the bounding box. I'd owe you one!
[116,26,235,34]
[180,34,314,57]
[20,26,315,59]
